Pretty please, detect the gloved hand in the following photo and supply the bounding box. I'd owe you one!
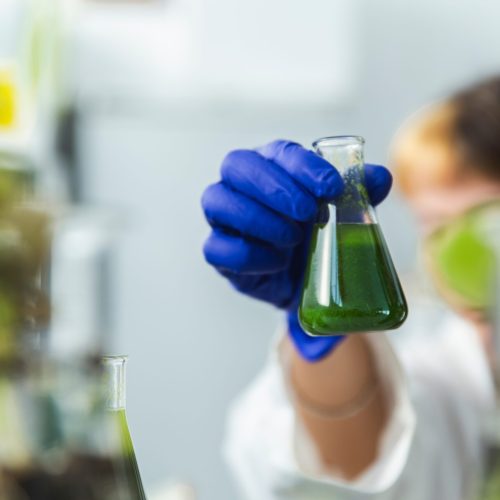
[202,140,392,361]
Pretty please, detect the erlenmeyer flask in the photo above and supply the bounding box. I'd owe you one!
[102,355,147,500]
[298,136,408,335]
[0,355,147,500]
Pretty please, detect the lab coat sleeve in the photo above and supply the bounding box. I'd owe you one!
[223,319,494,500]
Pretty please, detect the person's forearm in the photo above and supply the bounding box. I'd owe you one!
[289,334,387,479]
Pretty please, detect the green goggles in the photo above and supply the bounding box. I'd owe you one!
[424,201,500,312]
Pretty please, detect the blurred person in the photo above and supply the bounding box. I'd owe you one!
[201,76,500,500]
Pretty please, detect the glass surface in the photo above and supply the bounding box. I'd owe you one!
[298,136,407,336]
[111,408,147,500]
[424,201,500,312]
[103,355,147,500]
[0,157,49,362]
[0,356,147,500]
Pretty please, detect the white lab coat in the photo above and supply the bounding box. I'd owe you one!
[224,307,496,500]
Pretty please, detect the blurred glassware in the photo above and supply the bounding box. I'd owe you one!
[0,0,78,203]
[0,6,148,498]
[47,207,121,358]
[0,170,120,361]
[0,355,146,499]
[0,155,50,363]
[0,148,145,498]
[424,201,500,315]
[102,355,148,500]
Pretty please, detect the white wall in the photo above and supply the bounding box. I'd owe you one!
[76,1,500,498]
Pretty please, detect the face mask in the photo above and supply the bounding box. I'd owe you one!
[423,202,500,312]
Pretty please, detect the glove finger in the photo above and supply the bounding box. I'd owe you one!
[218,269,295,309]
[221,149,318,222]
[203,229,290,274]
[257,140,344,200]
[202,182,303,247]
[287,309,344,362]
[290,326,344,362]
[365,164,393,206]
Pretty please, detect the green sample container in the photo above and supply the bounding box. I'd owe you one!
[298,136,407,336]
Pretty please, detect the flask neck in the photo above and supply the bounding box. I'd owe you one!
[313,136,376,224]
[102,355,127,411]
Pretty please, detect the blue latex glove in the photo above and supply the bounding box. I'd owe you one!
[202,140,392,361]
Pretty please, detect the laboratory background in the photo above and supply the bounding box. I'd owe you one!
[1,0,500,499]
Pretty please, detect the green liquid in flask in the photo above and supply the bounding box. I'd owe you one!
[299,222,407,335]
[113,408,148,500]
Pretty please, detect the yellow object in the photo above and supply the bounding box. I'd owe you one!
[0,71,17,129]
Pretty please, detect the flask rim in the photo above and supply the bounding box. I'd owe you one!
[313,135,365,151]
[102,354,128,366]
